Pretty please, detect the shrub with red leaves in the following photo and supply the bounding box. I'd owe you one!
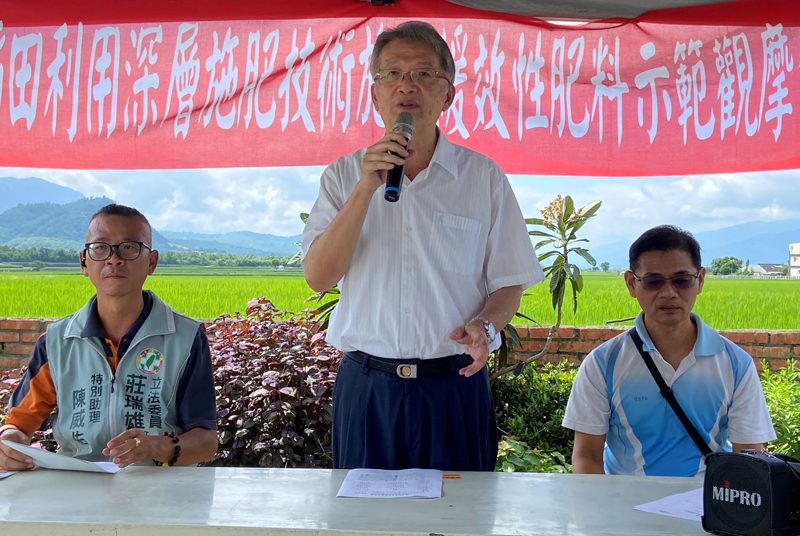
[207,297,341,468]
[1,368,58,451]
[0,369,23,421]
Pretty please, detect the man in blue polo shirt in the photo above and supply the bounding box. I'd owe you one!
[563,225,775,476]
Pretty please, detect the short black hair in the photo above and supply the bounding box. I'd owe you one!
[88,204,153,245]
[629,225,701,271]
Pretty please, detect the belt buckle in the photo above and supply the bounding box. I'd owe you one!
[396,363,417,379]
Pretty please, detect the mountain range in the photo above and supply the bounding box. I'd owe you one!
[1,176,798,264]
[0,178,300,257]
[160,230,300,256]
[586,220,800,269]
[0,177,84,213]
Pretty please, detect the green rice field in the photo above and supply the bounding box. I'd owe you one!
[0,269,798,329]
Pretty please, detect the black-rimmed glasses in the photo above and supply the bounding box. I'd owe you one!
[373,69,451,86]
[84,241,151,261]
[631,272,701,291]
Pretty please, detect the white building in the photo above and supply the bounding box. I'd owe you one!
[751,263,784,276]
[790,243,800,278]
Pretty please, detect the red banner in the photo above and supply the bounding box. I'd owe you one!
[0,0,797,175]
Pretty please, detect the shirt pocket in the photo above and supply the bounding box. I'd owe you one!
[431,212,482,275]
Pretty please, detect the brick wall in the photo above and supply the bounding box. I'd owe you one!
[508,325,800,372]
[0,319,55,369]
[1,317,798,371]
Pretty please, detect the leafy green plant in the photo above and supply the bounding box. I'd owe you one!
[286,213,310,266]
[533,195,601,313]
[208,297,341,468]
[493,310,537,374]
[495,438,571,473]
[761,360,800,459]
[305,286,340,331]
[492,359,577,455]
[289,211,341,332]
[491,195,601,379]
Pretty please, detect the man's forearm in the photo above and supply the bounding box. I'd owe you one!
[571,455,605,474]
[304,182,376,292]
[152,428,218,466]
[476,285,523,330]
[570,431,606,474]
[0,423,32,441]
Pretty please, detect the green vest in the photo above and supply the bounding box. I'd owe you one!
[45,291,200,462]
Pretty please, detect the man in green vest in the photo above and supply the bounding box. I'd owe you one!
[0,204,217,470]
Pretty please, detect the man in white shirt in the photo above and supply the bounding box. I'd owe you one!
[302,21,542,471]
[562,225,775,476]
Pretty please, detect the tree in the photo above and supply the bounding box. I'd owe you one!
[490,195,601,379]
[600,262,610,272]
[740,259,751,275]
[710,256,743,275]
[1,244,292,268]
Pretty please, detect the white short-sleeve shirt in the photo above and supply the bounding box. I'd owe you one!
[562,312,776,476]
[302,132,543,359]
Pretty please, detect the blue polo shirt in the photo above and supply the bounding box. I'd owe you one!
[562,312,775,476]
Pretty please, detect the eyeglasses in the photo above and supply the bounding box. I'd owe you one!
[373,69,450,86]
[631,272,701,291]
[84,241,151,261]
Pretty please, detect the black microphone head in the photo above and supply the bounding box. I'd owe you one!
[392,112,415,140]
[385,112,414,203]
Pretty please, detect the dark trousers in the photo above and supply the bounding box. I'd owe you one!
[331,353,498,471]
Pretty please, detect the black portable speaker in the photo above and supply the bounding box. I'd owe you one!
[702,451,800,536]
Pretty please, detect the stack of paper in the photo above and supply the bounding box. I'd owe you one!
[1,440,123,474]
[337,468,443,499]
[633,488,704,522]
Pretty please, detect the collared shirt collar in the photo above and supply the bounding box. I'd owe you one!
[633,311,725,357]
[81,291,154,342]
[427,128,458,180]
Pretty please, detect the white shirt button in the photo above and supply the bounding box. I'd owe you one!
[406,267,412,272]
[405,308,411,314]
[402,352,409,357]
[406,226,412,232]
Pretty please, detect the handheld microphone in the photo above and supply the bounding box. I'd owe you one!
[384,112,415,203]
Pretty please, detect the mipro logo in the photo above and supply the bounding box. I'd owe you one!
[712,480,763,507]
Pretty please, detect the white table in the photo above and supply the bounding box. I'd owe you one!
[0,467,708,535]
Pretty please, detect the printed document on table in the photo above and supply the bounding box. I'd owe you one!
[337,468,443,499]
[0,471,17,480]
[2,440,123,474]
[633,487,704,522]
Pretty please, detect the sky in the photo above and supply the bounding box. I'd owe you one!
[1,165,798,247]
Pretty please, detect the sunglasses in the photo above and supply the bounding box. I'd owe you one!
[630,272,700,291]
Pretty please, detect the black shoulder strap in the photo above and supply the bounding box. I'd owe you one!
[628,328,713,457]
